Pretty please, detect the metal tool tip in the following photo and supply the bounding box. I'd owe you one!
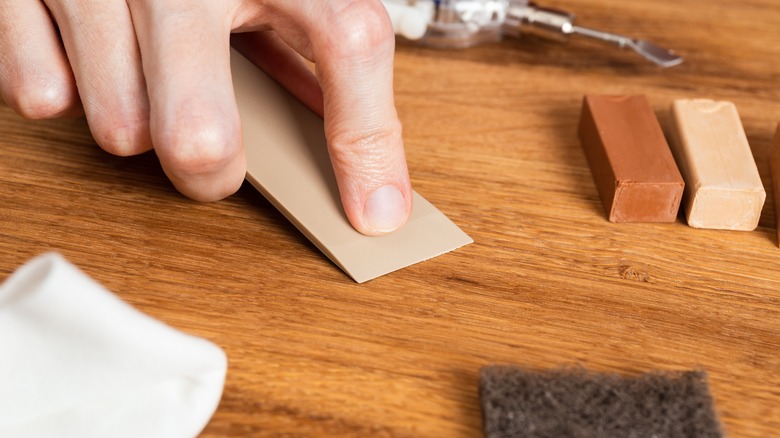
[630,40,684,68]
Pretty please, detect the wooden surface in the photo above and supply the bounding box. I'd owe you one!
[1,0,779,436]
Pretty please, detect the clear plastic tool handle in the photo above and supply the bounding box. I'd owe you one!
[380,0,683,67]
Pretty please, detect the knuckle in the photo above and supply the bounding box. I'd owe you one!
[329,120,404,171]
[89,111,151,157]
[156,116,240,176]
[3,80,77,120]
[324,1,395,58]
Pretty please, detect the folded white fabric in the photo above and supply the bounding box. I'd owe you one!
[0,253,227,438]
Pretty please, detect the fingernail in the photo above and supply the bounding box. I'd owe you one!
[363,185,408,233]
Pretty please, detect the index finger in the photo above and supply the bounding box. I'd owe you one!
[265,0,413,236]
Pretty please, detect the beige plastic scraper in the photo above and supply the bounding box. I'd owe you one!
[230,49,472,283]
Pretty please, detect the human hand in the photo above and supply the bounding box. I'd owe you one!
[0,0,412,235]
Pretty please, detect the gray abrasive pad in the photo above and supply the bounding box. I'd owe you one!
[479,366,723,438]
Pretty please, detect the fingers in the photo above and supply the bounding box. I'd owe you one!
[45,0,151,155]
[0,1,79,119]
[2,0,411,232]
[266,0,412,235]
[128,2,245,201]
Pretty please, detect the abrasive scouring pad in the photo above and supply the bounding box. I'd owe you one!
[479,366,723,438]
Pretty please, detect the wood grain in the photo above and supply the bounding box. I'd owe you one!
[1,0,778,436]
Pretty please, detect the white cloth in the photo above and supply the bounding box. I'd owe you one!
[0,253,227,438]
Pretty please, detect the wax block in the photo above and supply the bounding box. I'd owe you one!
[771,123,780,245]
[578,95,684,222]
[668,99,765,230]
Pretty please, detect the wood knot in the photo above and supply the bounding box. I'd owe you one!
[618,265,653,283]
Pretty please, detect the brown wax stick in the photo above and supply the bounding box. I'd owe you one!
[230,49,472,283]
[772,123,780,245]
[578,95,684,222]
[668,99,765,231]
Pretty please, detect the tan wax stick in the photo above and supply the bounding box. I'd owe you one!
[771,123,780,245]
[230,50,472,283]
[669,99,765,230]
